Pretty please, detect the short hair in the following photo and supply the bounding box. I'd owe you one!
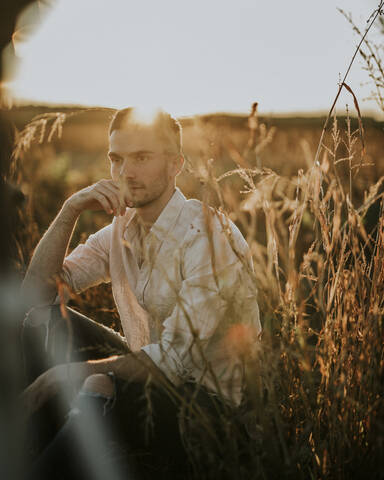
[109,107,182,155]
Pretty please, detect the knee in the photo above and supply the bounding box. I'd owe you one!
[81,374,114,398]
[23,305,53,328]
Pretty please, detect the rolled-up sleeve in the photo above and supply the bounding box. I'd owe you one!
[61,224,112,293]
[142,220,261,386]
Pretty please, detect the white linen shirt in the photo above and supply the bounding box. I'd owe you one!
[62,188,261,405]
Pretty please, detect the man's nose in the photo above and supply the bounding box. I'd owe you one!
[119,159,135,178]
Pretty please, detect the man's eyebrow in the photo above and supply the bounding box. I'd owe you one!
[108,150,155,157]
[129,150,155,156]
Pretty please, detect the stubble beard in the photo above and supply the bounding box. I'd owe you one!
[125,170,170,208]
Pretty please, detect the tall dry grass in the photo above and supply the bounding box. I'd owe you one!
[11,4,384,478]
[12,106,384,479]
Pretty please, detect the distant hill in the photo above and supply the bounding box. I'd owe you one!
[5,104,384,132]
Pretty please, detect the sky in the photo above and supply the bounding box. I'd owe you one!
[3,0,383,117]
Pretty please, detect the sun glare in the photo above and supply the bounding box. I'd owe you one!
[131,105,165,125]
[2,0,381,117]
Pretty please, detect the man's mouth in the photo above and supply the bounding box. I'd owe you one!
[123,185,145,205]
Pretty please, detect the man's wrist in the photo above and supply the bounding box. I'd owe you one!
[62,353,169,388]
[86,352,162,384]
[62,198,82,221]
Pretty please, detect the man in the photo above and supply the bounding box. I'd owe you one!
[21,107,261,477]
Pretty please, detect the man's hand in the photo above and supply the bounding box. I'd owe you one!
[19,352,166,420]
[66,179,127,217]
[22,179,128,308]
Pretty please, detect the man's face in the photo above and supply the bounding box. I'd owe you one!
[108,126,181,208]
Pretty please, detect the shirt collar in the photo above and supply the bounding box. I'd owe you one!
[149,187,186,243]
[124,187,186,244]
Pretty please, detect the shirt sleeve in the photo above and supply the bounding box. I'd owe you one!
[61,224,112,293]
[141,215,261,386]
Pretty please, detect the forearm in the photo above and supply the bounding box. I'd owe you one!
[21,351,169,419]
[57,351,168,396]
[86,351,167,384]
[21,200,80,307]
[21,178,126,308]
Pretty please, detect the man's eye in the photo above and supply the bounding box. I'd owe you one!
[136,155,148,162]
[111,156,122,163]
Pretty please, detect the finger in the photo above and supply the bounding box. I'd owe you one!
[96,186,120,214]
[93,191,114,214]
[97,183,125,215]
[100,179,123,202]
[101,179,121,191]
[103,181,127,215]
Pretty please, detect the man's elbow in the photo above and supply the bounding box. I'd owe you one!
[21,270,59,311]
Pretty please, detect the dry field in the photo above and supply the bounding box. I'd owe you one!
[8,104,384,478]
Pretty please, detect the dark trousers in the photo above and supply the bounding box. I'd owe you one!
[22,306,233,480]
[21,305,130,387]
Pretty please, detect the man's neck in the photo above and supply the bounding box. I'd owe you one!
[135,186,176,229]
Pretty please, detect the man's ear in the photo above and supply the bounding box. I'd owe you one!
[172,154,184,177]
